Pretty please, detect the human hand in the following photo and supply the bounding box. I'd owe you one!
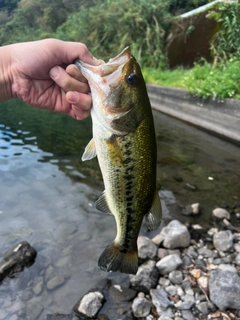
[2,39,102,119]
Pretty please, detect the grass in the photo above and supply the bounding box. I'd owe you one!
[143,58,240,100]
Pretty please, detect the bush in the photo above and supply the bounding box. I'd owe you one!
[183,58,240,99]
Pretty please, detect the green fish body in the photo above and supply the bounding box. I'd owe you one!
[75,47,162,274]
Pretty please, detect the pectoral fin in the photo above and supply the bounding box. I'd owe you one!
[82,138,96,161]
[145,189,162,230]
[95,191,112,215]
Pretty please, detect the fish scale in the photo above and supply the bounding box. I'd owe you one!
[75,47,162,274]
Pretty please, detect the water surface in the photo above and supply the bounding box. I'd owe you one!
[0,100,239,319]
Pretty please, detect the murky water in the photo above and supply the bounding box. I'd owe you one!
[0,100,239,319]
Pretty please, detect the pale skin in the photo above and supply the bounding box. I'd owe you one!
[0,38,103,120]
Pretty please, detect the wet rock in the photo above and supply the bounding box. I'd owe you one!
[45,315,78,319]
[182,203,200,216]
[129,260,159,293]
[150,287,173,315]
[212,208,230,220]
[168,270,183,284]
[209,270,240,310]
[0,241,37,282]
[213,230,233,252]
[47,276,66,290]
[156,253,183,275]
[137,236,157,259]
[108,285,136,302]
[132,296,152,317]
[160,220,190,249]
[74,291,104,318]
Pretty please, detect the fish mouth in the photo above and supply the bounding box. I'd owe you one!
[74,47,132,88]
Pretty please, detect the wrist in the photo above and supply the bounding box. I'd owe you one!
[0,46,14,102]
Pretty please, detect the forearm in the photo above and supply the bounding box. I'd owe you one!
[0,46,13,102]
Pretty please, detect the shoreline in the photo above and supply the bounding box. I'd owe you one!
[147,85,240,144]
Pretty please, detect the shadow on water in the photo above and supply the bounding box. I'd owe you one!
[0,100,240,319]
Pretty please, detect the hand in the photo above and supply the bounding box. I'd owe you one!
[2,39,102,119]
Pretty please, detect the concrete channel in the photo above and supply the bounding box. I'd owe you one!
[147,85,240,144]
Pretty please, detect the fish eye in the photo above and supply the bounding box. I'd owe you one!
[126,73,137,86]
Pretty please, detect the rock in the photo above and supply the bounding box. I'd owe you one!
[150,287,173,315]
[159,277,170,287]
[0,241,37,282]
[218,264,237,273]
[196,301,209,315]
[168,270,183,284]
[157,248,168,259]
[45,315,78,319]
[74,291,104,318]
[165,285,177,296]
[132,296,152,318]
[129,260,159,293]
[209,270,240,310]
[181,310,195,320]
[182,203,200,216]
[47,276,65,290]
[32,281,43,295]
[235,253,240,266]
[212,207,230,220]
[108,285,136,302]
[156,254,183,275]
[160,220,190,249]
[198,246,214,258]
[137,236,157,259]
[213,230,233,252]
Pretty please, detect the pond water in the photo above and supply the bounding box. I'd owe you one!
[0,100,239,319]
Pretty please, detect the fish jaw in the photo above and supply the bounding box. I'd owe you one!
[75,47,138,135]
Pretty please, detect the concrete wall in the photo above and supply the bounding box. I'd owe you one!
[147,84,240,143]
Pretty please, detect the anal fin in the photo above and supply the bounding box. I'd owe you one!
[95,191,112,215]
[145,189,162,230]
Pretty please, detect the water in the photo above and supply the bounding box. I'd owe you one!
[0,100,239,319]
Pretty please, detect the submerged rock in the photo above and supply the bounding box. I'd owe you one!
[0,241,37,282]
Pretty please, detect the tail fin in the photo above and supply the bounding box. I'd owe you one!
[98,242,138,275]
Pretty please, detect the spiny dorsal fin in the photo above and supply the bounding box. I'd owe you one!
[82,138,96,161]
[145,189,162,230]
[95,191,112,215]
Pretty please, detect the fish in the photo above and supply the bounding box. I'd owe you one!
[75,47,162,275]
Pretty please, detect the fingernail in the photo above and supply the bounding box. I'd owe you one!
[49,66,60,78]
[68,91,78,103]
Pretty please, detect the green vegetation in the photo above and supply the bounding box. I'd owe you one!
[144,58,240,99]
[0,0,239,100]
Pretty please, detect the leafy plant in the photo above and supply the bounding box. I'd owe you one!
[209,1,240,63]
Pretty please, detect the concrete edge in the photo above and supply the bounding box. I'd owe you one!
[147,84,240,143]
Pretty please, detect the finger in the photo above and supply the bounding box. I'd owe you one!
[70,105,90,120]
[66,64,87,83]
[66,91,92,111]
[49,66,89,93]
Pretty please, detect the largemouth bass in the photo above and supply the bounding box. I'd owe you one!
[75,47,162,275]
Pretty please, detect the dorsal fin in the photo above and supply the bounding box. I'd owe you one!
[82,138,96,161]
